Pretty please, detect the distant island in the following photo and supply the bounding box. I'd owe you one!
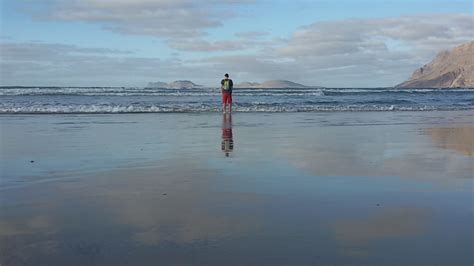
[147,80,203,89]
[234,80,321,88]
[396,41,473,88]
[147,79,323,89]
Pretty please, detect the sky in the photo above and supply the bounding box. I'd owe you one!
[0,0,472,87]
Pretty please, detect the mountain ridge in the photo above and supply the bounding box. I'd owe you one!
[147,79,323,89]
[234,80,322,88]
[147,80,203,89]
[396,41,474,88]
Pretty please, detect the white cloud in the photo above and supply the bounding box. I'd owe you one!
[279,14,473,58]
[0,42,131,60]
[192,14,472,86]
[168,39,249,52]
[2,10,473,87]
[0,42,192,86]
[28,0,254,38]
[167,37,276,52]
[167,30,274,52]
[234,31,270,39]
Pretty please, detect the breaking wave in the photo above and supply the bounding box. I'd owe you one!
[1,104,471,114]
[1,86,473,114]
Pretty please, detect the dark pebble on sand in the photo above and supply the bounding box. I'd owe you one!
[376,204,380,206]
[30,160,35,163]
[163,193,167,196]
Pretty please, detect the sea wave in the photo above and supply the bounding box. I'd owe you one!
[1,104,470,114]
[2,87,472,96]
[1,87,472,114]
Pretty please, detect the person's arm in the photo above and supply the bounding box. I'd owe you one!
[230,80,233,90]
[221,79,224,93]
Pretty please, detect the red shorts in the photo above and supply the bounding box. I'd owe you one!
[222,92,232,104]
[222,128,233,139]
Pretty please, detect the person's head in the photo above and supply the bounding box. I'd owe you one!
[224,73,229,79]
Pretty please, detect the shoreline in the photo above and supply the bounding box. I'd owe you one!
[1,107,474,114]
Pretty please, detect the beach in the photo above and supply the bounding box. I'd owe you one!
[1,111,473,265]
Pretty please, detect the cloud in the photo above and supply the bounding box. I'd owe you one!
[234,31,270,39]
[26,0,254,39]
[2,10,472,87]
[279,14,473,58]
[207,14,473,86]
[167,38,277,52]
[0,42,131,61]
[168,39,250,52]
[0,42,192,86]
[191,47,419,87]
[19,0,271,53]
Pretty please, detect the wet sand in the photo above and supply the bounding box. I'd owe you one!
[1,111,473,265]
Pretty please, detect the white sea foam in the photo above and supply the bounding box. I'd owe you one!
[0,104,464,113]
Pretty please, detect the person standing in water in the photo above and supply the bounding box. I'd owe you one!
[221,73,233,113]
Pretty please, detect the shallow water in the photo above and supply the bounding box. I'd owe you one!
[1,111,473,265]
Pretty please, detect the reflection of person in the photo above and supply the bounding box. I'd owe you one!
[220,73,233,114]
[221,113,234,157]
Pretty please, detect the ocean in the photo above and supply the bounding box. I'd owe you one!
[1,87,473,113]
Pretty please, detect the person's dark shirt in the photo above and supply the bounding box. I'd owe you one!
[221,79,233,92]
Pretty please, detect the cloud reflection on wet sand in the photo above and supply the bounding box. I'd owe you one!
[0,158,266,264]
[89,160,263,246]
[280,124,474,180]
[332,207,429,253]
[427,126,474,156]
[1,112,473,265]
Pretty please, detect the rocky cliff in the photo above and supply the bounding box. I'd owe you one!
[396,41,473,88]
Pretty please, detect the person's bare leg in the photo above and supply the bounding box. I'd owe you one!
[222,103,226,114]
[229,103,232,114]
